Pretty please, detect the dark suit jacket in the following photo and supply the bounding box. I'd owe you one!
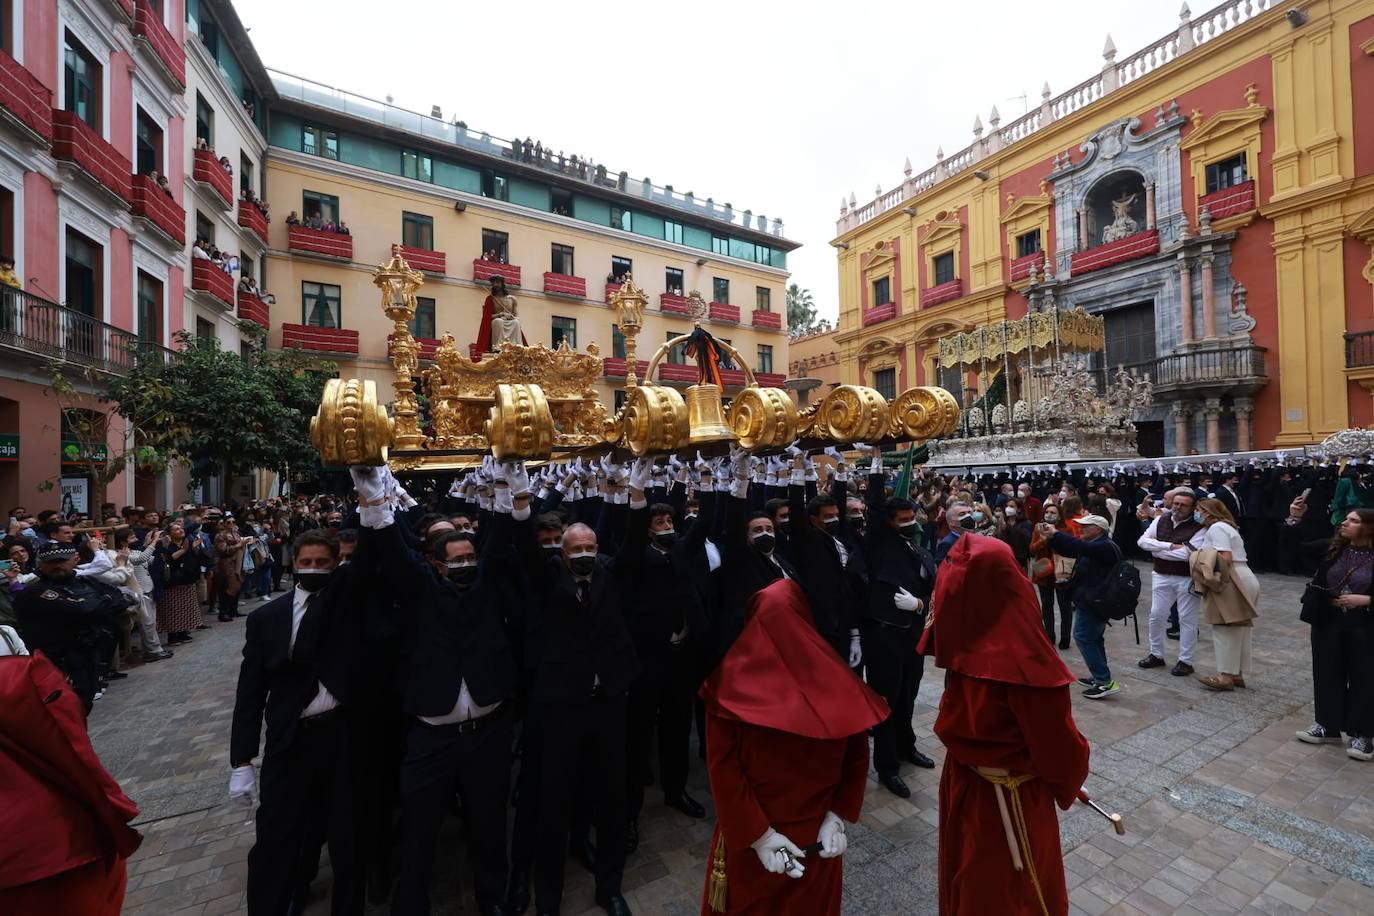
[621,494,713,664]
[717,490,796,656]
[787,480,856,644]
[230,563,363,765]
[863,472,937,628]
[365,519,516,718]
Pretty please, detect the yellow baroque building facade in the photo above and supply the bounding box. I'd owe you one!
[258,73,796,411]
[832,0,1374,455]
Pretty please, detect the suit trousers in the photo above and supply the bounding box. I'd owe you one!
[247,712,362,916]
[864,620,924,777]
[535,695,628,911]
[1311,612,1374,738]
[626,642,695,820]
[392,708,513,915]
[510,704,546,871]
[1148,574,1200,663]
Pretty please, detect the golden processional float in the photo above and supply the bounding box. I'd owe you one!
[926,308,1153,466]
[310,251,961,471]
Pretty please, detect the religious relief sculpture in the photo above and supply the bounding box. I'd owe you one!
[474,276,526,354]
[1100,191,1140,243]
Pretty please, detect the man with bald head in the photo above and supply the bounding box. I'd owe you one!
[511,460,646,916]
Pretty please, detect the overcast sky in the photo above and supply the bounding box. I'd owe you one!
[235,0,1182,320]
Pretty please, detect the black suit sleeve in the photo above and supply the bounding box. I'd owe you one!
[230,611,269,765]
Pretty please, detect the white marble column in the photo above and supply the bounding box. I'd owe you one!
[1077,209,1090,251]
[1204,398,1223,455]
[1145,182,1157,230]
[1233,397,1253,452]
[1179,257,1194,344]
[1172,402,1193,455]
[1200,254,1217,339]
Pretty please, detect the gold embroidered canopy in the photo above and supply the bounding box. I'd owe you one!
[937,308,1105,368]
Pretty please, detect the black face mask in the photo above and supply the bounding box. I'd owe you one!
[326,520,342,529]
[958,516,977,531]
[823,518,841,535]
[849,516,865,532]
[446,563,478,588]
[751,533,776,555]
[653,530,676,550]
[542,543,562,557]
[295,569,333,592]
[568,554,597,577]
[897,521,918,540]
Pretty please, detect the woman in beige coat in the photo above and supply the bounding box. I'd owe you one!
[1190,498,1259,690]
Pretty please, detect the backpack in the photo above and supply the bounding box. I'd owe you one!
[1085,541,1141,621]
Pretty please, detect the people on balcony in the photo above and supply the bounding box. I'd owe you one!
[285,211,300,226]
[218,156,233,176]
[0,256,19,289]
[239,188,270,219]
[195,136,210,152]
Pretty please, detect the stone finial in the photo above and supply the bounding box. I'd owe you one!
[1244,83,1259,107]
[1103,34,1117,60]
[1042,81,1052,100]
[1179,2,1191,21]
[849,192,857,208]
[903,157,912,177]
[972,115,984,137]
[1167,99,1180,119]
[989,105,1001,127]
[1199,206,1213,235]
[1178,214,1192,241]
[874,183,882,197]
[1154,103,1167,125]
[936,146,945,161]
[840,197,848,214]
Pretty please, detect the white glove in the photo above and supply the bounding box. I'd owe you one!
[893,587,921,612]
[871,452,883,474]
[349,466,387,505]
[784,440,804,459]
[751,828,805,878]
[818,811,848,859]
[507,460,530,497]
[847,631,862,668]
[628,457,652,491]
[229,764,257,804]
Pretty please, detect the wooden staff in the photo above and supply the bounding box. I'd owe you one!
[1076,790,1125,835]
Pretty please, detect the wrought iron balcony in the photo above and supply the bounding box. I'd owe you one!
[1137,343,1267,398]
[0,287,171,374]
[1346,330,1374,369]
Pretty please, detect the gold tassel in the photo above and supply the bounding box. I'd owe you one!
[707,833,728,912]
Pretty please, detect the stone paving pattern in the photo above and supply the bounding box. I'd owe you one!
[90,567,1374,915]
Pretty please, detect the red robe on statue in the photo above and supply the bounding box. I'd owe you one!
[917,535,1090,916]
[473,293,527,354]
[0,650,141,916]
[699,580,888,915]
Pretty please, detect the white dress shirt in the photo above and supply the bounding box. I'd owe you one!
[290,586,341,719]
[419,682,502,725]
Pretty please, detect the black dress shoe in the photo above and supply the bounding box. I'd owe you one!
[218,614,233,622]
[625,818,639,855]
[1166,627,1180,639]
[594,891,634,916]
[1138,654,1166,669]
[664,792,706,819]
[505,867,530,914]
[1171,661,1194,676]
[880,773,911,798]
[902,748,936,769]
[572,837,597,874]
[1057,639,1071,650]
[105,670,129,680]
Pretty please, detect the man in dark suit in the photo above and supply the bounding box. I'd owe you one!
[716,459,796,657]
[229,527,365,916]
[508,460,644,916]
[620,484,714,850]
[364,494,518,916]
[862,460,938,799]
[786,452,862,666]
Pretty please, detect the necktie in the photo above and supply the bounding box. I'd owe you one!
[294,591,322,662]
[577,580,589,606]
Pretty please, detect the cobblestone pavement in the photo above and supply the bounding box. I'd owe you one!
[90,567,1374,915]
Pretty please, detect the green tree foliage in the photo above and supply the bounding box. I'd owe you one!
[786,283,820,335]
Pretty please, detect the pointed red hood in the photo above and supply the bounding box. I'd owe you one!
[700,579,889,739]
[917,534,1074,688]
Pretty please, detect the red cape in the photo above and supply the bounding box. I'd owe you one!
[0,651,141,890]
[700,579,888,740]
[473,293,527,354]
[917,534,1074,688]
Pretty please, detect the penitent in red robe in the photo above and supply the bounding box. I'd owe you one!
[0,650,141,915]
[699,580,888,915]
[919,535,1090,916]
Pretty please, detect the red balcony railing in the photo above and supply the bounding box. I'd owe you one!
[605,281,623,301]
[110,0,135,19]
[282,323,359,355]
[52,110,131,204]
[388,332,440,361]
[192,148,234,209]
[756,372,786,387]
[543,272,586,297]
[603,357,649,379]
[661,293,691,315]
[472,259,521,287]
[288,225,353,260]
[401,246,446,275]
[132,0,186,88]
[657,363,698,384]
[130,174,185,244]
[237,291,269,329]
[1198,180,1255,222]
[862,302,897,326]
[0,50,53,142]
[1070,229,1160,277]
[751,309,782,330]
[237,200,269,244]
[191,259,234,307]
[1009,250,1046,283]
[709,302,740,323]
[921,279,962,308]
